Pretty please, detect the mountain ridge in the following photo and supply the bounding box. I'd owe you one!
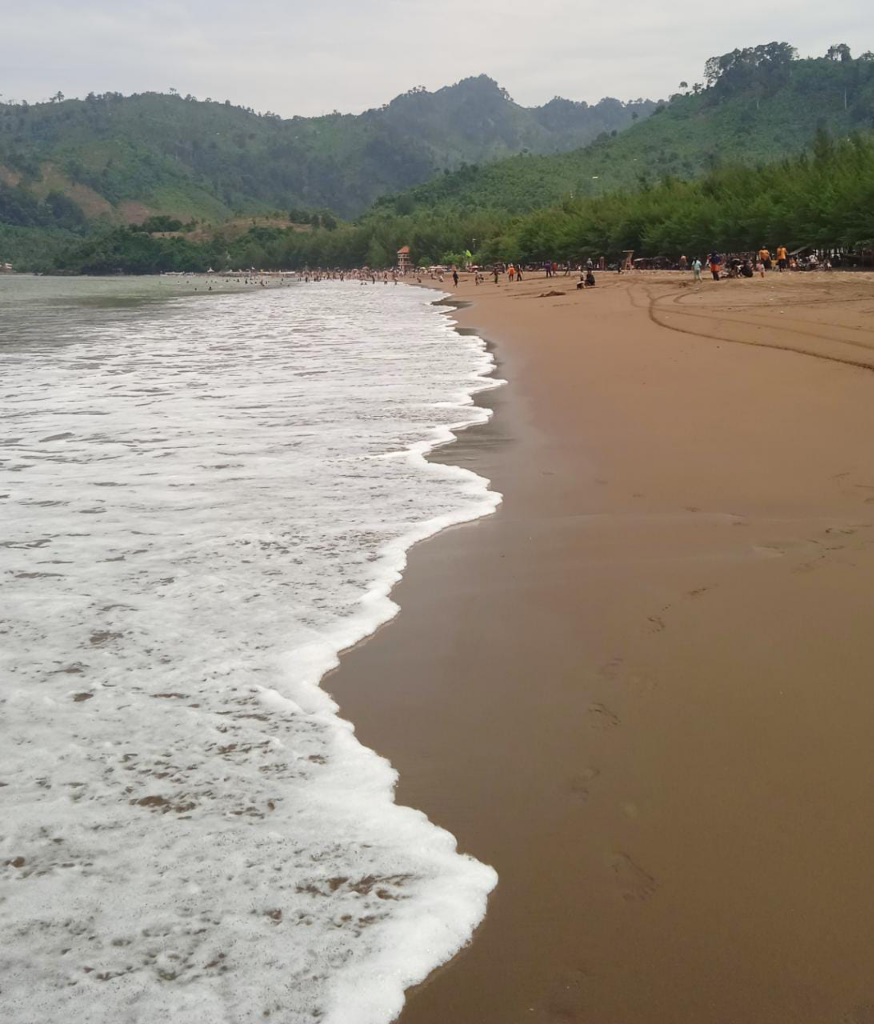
[374,48,874,217]
[6,41,874,272]
[0,75,655,230]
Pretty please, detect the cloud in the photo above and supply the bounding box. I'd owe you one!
[1,0,870,115]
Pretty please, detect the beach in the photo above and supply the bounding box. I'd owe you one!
[327,270,874,1023]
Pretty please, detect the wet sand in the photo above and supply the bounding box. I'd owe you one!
[327,270,874,1024]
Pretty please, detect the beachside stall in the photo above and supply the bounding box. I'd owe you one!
[787,244,874,269]
[825,246,874,269]
[632,256,673,271]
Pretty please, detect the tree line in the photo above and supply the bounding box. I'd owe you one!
[39,131,873,275]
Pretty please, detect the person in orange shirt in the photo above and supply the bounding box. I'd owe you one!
[777,245,788,271]
[508,264,516,281]
[758,247,772,271]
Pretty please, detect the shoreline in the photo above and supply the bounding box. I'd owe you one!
[0,277,505,1024]
[327,270,874,1024]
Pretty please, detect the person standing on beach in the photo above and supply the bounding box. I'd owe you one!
[508,264,516,282]
[777,245,788,271]
[493,266,500,284]
[758,246,772,271]
[679,254,688,271]
[708,252,722,281]
[452,269,459,287]
[692,257,702,282]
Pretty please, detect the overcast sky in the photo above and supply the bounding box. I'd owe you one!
[2,1,870,116]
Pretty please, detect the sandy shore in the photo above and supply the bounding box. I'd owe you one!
[327,270,874,1024]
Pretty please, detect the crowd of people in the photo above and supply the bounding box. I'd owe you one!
[433,247,834,286]
[683,246,832,282]
[256,247,838,288]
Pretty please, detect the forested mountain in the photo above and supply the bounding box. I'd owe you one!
[46,131,874,276]
[378,44,874,216]
[7,40,874,274]
[0,76,653,232]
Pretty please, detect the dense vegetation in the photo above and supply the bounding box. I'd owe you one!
[377,44,874,216]
[0,179,92,265]
[0,76,652,231]
[7,40,874,273]
[47,132,874,274]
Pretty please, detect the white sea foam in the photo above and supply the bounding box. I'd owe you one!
[0,280,502,1024]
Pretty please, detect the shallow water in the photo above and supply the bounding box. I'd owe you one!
[0,277,501,1024]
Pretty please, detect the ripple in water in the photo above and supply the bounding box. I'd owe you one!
[0,279,501,1024]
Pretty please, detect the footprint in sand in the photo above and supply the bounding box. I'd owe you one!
[608,852,659,903]
[543,968,590,1022]
[841,1002,874,1024]
[686,585,713,598]
[626,672,657,698]
[599,656,624,681]
[599,658,656,698]
[792,555,827,574]
[568,767,600,802]
[647,615,666,633]
[756,538,822,559]
[587,703,620,730]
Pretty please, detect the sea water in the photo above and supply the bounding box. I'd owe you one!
[0,277,501,1024]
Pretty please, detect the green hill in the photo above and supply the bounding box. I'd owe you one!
[45,129,874,277]
[12,40,874,274]
[0,77,652,236]
[377,44,874,216]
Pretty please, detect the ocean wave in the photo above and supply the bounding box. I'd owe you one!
[0,280,502,1024]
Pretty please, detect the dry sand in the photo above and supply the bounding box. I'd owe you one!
[327,270,874,1024]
